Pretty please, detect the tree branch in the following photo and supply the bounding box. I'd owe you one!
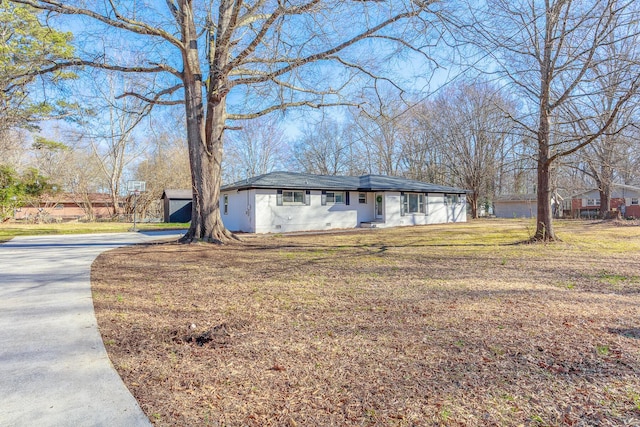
[227,100,360,120]
[11,0,184,49]
[115,83,185,106]
[229,7,425,89]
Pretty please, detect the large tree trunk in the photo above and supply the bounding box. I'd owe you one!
[535,158,555,240]
[179,0,236,244]
[534,103,557,241]
[469,193,478,219]
[597,161,613,219]
[599,188,611,219]
[179,73,233,243]
[109,188,119,218]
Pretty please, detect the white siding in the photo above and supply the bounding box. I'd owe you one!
[354,192,376,223]
[220,190,254,232]
[375,192,466,228]
[222,188,467,233]
[254,189,358,233]
[446,195,467,223]
[384,192,403,226]
[427,193,447,223]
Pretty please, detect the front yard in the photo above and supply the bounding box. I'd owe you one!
[91,220,640,426]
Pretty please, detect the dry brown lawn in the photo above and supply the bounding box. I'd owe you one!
[91,219,640,426]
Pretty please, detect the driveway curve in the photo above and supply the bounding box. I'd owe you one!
[0,231,184,427]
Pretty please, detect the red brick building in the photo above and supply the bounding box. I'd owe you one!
[15,193,118,221]
[571,184,640,218]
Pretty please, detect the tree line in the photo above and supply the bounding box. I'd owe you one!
[2,0,640,241]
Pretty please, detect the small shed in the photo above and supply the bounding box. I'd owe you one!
[494,194,537,218]
[494,193,567,219]
[162,189,193,223]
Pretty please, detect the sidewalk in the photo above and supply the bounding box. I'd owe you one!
[0,231,183,427]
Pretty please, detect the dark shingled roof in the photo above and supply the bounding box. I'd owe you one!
[221,171,467,194]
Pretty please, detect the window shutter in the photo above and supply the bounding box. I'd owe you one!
[581,198,586,207]
[321,190,327,206]
[277,189,283,206]
[345,192,350,205]
[305,190,311,206]
[400,192,405,215]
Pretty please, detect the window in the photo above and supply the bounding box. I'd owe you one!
[54,204,64,210]
[283,190,305,204]
[401,193,425,215]
[632,198,639,205]
[587,198,600,206]
[359,193,367,204]
[321,191,347,205]
[223,195,228,215]
[277,190,310,206]
[446,194,459,204]
[326,191,344,204]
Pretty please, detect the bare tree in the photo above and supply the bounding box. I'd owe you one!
[72,73,152,217]
[293,118,351,175]
[617,127,640,186]
[223,116,288,182]
[12,0,443,242]
[134,131,192,219]
[461,0,640,240]
[349,94,409,177]
[433,81,517,218]
[566,31,640,217]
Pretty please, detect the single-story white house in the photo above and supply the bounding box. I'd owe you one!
[219,171,468,233]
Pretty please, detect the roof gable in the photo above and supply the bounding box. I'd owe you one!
[162,189,193,200]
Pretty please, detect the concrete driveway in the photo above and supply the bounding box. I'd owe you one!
[0,231,184,427]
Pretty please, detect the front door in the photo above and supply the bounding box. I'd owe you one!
[375,193,384,220]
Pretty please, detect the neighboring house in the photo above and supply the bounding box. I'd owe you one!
[494,193,567,219]
[15,193,116,221]
[162,189,193,223]
[218,171,468,233]
[571,184,640,218]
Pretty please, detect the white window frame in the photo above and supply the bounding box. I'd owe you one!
[223,195,228,215]
[587,198,600,206]
[358,193,367,204]
[283,190,305,205]
[632,198,639,205]
[325,191,345,204]
[401,193,425,215]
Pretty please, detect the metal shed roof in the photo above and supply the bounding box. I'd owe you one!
[162,189,193,200]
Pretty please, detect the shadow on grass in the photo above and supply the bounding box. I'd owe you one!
[608,328,640,339]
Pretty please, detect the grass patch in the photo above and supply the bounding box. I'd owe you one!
[0,222,188,242]
[92,219,640,426]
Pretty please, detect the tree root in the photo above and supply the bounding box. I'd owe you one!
[178,227,240,244]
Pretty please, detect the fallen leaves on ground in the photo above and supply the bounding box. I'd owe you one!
[91,220,640,426]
